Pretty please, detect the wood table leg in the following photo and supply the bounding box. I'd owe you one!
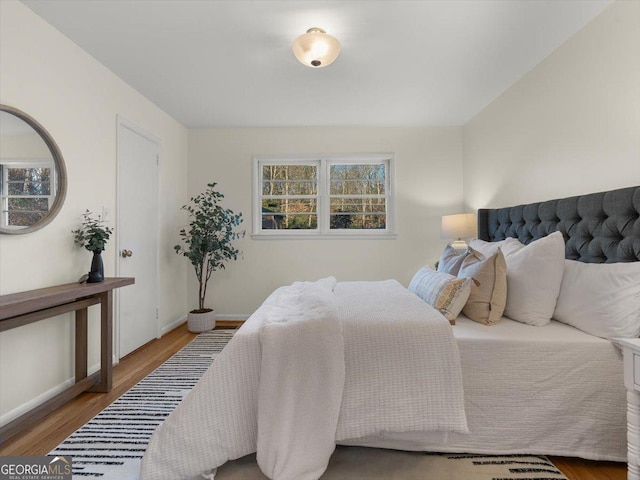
[88,290,112,392]
[0,277,133,444]
[75,307,88,381]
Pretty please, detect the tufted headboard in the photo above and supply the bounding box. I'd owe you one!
[477,186,640,263]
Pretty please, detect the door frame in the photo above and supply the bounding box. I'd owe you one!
[115,115,162,361]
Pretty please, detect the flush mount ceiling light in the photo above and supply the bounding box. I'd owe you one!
[292,27,341,68]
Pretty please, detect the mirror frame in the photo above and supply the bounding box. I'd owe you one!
[0,104,68,234]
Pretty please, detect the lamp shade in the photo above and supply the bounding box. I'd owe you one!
[292,27,341,68]
[441,213,477,240]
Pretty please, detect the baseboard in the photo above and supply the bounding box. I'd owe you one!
[0,361,101,428]
[161,315,187,336]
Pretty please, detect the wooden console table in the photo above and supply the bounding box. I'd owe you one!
[0,277,134,444]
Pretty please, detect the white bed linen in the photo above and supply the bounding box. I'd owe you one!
[140,280,467,480]
[401,315,624,461]
[257,278,344,480]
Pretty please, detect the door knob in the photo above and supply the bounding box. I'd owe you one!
[121,249,133,258]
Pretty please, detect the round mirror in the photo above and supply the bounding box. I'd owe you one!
[0,105,67,234]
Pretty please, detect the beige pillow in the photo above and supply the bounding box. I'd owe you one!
[408,267,472,324]
[458,249,507,325]
[437,244,470,275]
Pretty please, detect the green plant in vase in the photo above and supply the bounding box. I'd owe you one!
[175,183,244,332]
[72,210,113,283]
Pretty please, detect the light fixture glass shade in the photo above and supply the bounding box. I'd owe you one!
[292,27,341,68]
[441,213,477,240]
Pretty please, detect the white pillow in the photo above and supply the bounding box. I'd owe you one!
[437,244,470,275]
[468,238,509,258]
[500,232,565,326]
[408,267,472,324]
[554,260,640,338]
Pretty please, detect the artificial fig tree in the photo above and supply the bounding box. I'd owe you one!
[175,183,244,312]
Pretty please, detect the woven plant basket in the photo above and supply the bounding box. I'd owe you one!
[187,309,216,333]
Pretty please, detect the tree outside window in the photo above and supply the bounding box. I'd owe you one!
[253,155,394,238]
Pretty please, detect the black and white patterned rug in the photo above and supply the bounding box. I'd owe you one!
[51,329,568,480]
[217,450,569,480]
[50,329,235,479]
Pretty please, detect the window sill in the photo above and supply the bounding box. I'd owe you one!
[251,233,397,241]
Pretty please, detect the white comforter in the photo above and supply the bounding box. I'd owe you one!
[140,279,467,480]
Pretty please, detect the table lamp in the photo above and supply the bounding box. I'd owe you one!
[441,213,477,251]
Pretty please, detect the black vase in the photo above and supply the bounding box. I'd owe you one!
[87,249,104,283]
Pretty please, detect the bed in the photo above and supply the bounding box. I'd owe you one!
[406,185,640,461]
[141,185,639,480]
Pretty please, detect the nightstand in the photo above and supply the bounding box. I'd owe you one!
[618,338,640,480]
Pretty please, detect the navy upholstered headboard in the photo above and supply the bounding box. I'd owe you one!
[477,186,640,263]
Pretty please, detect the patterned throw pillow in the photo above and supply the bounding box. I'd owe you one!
[408,267,472,324]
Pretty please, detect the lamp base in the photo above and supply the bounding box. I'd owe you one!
[450,239,468,253]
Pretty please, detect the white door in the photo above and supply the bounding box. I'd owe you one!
[116,117,160,358]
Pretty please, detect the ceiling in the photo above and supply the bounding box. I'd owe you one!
[22,0,612,128]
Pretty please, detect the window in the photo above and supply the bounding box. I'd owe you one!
[0,161,54,229]
[253,155,395,238]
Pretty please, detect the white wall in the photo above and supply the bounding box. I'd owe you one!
[0,1,189,424]
[463,0,640,211]
[1,132,52,158]
[188,127,463,316]
[4,0,635,429]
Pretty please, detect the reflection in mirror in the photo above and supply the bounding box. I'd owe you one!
[0,105,67,234]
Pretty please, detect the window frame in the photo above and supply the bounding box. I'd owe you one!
[0,158,55,230]
[252,154,396,239]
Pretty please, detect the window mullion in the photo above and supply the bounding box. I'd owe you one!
[318,159,328,234]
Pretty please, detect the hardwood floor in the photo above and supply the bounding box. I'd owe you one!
[0,323,199,456]
[551,456,626,480]
[0,322,627,480]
